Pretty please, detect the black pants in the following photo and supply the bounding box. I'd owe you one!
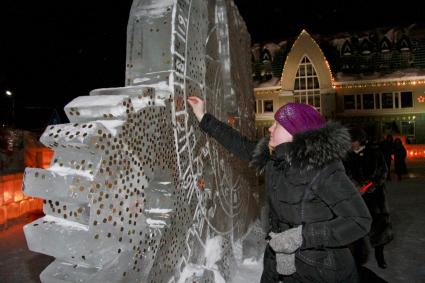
[374,245,385,264]
[261,245,282,282]
[260,245,359,283]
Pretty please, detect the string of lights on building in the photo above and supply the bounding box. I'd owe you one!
[333,79,425,90]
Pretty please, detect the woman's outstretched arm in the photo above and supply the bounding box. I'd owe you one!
[187,96,258,161]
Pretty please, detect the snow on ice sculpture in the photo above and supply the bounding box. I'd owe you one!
[23,0,261,282]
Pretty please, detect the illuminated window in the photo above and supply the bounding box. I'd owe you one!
[380,37,391,53]
[256,99,273,113]
[261,49,273,81]
[398,36,411,52]
[344,92,412,111]
[263,100,274,112]
[369,92,413,110]
[382,93,393,109]
[341,41,352,56]
[401,121,415,135]
[363,94,374,109]
[294,56,321,111]
[401,121,415,143]
[344,95,355,110]
[361,39,371,55]
[401,92,413,108]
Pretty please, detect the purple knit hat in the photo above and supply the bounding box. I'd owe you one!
[274,103,326,135]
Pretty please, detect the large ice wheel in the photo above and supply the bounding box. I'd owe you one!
[23,0,258,282]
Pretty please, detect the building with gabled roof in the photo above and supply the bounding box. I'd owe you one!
[253,25,425,148]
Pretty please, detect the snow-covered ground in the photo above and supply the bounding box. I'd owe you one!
[232,257,263,283]
[1,159,425,282]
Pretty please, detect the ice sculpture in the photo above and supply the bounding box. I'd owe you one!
[23,0,262,282]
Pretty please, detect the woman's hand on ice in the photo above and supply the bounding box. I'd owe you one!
[187,96,205,122]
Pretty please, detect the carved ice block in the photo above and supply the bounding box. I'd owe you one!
[25,215,120,267]
[24,0,260,282]
[23,167,92,204]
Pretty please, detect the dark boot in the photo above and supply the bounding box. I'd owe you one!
[375,245,387,269]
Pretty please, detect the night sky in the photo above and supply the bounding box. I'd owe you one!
[0,0,422,127]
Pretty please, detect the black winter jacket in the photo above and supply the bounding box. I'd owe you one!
[200,113,372,271]
[344,144,388,189]
[344,144,393,247]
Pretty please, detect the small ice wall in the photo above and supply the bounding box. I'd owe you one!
[23,0,261,282]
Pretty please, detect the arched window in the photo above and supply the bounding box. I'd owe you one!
[398,35,411,51]
[260,49,273,81]
[341,40,352,56]
[380,37,392,53]
[293,56,321,111]
[361,39,372,55]
[261,49,272,62]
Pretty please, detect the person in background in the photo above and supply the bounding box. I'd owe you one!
[380,135,394,181]
[393,138,407,181]
[187,96,371,282]
[344,127,393,270]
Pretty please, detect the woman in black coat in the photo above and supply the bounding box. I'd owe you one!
[393,138,407,181]
[187,97,371,282]
[344,128,393,269]
[380,135,393,181]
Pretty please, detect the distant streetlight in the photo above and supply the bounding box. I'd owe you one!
[4,90,15,124]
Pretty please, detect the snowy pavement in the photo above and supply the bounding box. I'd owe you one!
[1,159,425,283]
[233,159,425,282]
[363,159,425,282]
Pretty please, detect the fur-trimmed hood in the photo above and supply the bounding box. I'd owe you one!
[249,121,351,172]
